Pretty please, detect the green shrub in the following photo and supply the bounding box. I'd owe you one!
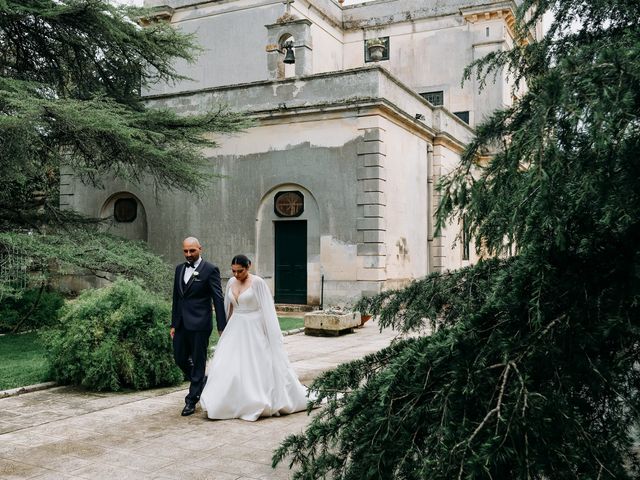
[0,230,174,296]
[0,287,65,333]
[43,279,182,391]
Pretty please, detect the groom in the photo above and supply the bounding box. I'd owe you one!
[171,236,226,416]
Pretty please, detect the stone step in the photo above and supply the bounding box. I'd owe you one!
[275,303,318,313]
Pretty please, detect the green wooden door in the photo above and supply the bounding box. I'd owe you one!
[274,221,307,304]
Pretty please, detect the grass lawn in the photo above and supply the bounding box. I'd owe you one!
[276,316,305,332]
[0,332,51,391]
[0,316,306,391]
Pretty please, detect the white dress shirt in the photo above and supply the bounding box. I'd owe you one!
[183,257,202,284]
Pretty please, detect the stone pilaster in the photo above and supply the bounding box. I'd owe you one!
[429,144,445,273]
[59,167,75,210]
[356,128,386,291]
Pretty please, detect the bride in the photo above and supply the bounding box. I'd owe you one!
[199,254,310,421]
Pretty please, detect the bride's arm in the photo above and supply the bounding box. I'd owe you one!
[221,277,234,332]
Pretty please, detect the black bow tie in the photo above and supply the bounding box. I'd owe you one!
[185,261,195,268]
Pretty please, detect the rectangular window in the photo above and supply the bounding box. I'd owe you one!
[454,111,470,124]
[419,90,444,106]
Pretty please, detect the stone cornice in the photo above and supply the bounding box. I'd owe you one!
[138,5,175,25]
[341,0,524,31]
[265,17,312,28]
[460,1,535,45]
[144,0,342,26]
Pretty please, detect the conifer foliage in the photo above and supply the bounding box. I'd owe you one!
[274,1,640,478]
[0,0,249,286]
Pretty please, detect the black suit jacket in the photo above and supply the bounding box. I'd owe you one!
[171,260,226,332]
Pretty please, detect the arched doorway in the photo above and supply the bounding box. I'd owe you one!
[256,184,320,305]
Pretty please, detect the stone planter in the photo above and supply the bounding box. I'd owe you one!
[304,310,360,336]
[367,43,386,61]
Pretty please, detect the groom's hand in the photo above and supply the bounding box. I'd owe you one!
[170,327,175,339]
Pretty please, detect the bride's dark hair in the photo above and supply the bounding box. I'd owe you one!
[231,254,251,268]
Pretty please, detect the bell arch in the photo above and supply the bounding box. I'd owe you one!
[265,18,312,79]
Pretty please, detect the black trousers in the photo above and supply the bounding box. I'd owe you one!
[172,328,211,405]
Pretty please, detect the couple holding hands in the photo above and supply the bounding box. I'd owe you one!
[170,237,310,421]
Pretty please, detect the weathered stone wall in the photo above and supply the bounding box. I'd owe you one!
[66,65,475,303]
[144,1,282,95]
[143,0,520,126]
[380,118,429,282]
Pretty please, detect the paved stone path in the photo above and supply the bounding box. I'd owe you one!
[0,321,398,479]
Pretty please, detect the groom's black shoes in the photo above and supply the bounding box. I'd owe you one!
[181,402,196,416]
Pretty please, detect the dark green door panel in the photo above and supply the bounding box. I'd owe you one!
[274,221,307,304]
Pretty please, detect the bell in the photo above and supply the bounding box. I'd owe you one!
[283,46,295,64]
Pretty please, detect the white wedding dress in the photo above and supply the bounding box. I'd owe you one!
[199,275,310,421]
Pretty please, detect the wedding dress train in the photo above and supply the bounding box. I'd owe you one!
[199,275,309,421]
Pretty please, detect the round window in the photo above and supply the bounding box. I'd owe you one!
[274,191,304,217]
[114,198,137,223]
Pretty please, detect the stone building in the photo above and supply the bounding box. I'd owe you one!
[64,0,539,305]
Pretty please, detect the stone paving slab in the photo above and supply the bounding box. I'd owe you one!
[0,321,399,479]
